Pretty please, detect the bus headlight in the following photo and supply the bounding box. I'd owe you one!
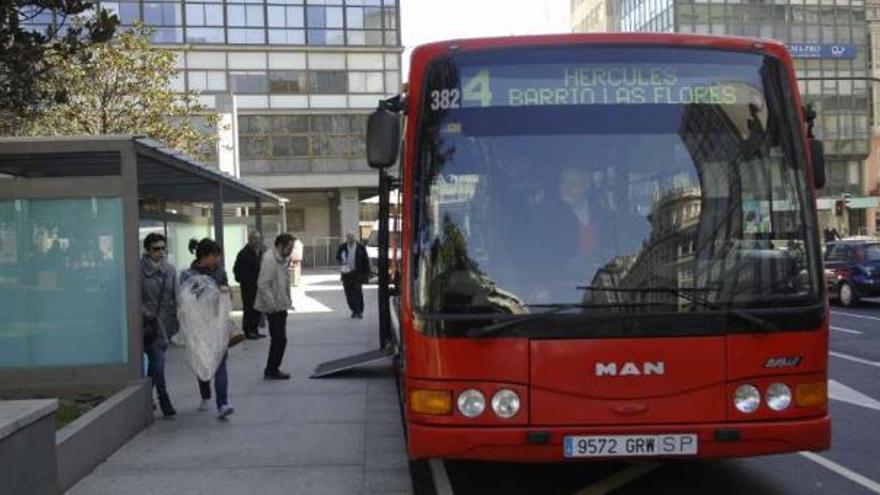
[766,383,792,411]
[491,389,520,419]
[734,384,761,413]
[457,389,486,418]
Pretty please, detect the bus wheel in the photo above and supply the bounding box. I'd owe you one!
[839,282,859,307]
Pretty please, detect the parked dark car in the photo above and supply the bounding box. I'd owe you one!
[824,239,880,306]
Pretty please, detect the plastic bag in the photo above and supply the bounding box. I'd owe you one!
[177,274,231,381]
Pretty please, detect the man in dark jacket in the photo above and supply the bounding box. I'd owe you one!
[233,230,266,339]
[336,232,370,319]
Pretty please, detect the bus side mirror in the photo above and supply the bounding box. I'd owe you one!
[810,138,826,190]
[367,109,400,169]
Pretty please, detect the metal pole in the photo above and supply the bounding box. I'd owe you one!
[377,168,392,348]
[255,198,263,234]
[214,184,225,251]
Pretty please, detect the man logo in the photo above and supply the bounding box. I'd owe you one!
[595,361,665,376]
[764,356,802,368]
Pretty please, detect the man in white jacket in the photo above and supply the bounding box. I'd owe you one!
[255,233,295,380]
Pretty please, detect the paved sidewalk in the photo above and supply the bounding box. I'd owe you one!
[70,271,412,495]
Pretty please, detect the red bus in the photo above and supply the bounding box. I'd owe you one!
[367,33,830,462]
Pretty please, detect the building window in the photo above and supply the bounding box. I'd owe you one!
[239,114,368,160]
[226,3,265,43]
[18,5,53,35]
[268,29,306,44]
[185,3,223,26]
[267,4,304,44]
[307,29,345,45]
[269,71,308,94]
[227,4,264,26]
[348,71,383,93]
[228,29,265,44]
[142,2,183,42]
[185,2,224,43]
[187,70,227,92]
[187,27,225,43]
[100,1,141,25]
[289,208,306,231]
[230,71,268,94]
[268,5,304,27]
[307,5,344,45]
[309,71,347,93]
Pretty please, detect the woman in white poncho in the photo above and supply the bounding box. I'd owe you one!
[178,238,235,419]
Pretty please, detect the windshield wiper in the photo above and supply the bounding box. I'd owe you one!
[464,304,574,338]
[578,286,776,332]
[463,301,678,338]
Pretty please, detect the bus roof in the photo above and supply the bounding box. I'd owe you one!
[411,33,792,67]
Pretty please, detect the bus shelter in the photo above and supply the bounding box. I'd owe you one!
[0,136,286,392]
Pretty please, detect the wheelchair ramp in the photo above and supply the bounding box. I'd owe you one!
[310,346,398,378]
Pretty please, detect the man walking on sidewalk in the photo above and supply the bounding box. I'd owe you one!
[256,233,295,380]
[336,232,370,319]
[233,230,267,340]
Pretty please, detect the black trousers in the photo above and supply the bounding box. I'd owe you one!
[342,272,364,315]
[264,311,288,373]
[241,286,261,335]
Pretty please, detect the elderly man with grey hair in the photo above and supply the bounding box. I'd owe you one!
[233,230,267,339]
[336,232,370,319]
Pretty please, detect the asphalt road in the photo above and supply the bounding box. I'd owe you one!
[433,301,880,495]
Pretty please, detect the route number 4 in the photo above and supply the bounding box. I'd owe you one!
[463,70,492,107]
[429,70,493,110]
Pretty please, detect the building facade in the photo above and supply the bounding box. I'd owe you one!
[587,0,875,236]
[572,0,616,33]
[57,0,403,264]
[867,0,880,231]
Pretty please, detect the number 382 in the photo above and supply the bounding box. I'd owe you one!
[429,89,460,110]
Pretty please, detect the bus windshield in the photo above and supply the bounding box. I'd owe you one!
[413,45,820,326]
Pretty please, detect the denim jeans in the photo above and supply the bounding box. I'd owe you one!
[198,352,229,409]
[144,340,172,408]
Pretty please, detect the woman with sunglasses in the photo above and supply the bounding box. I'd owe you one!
[140,233,179,417]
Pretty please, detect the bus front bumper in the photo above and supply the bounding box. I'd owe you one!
[407,415,830,461]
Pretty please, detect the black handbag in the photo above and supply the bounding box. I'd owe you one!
[143,317,160,345]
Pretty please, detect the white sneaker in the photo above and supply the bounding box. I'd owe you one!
[198,399,211,412]
[218,404,235,419]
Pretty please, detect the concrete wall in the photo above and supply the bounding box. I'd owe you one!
[0,400,58,495]
[56,382,153,493]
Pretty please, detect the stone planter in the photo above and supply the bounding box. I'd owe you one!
[0,399,59,495]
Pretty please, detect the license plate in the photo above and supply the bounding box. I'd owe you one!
[563,434,698,458]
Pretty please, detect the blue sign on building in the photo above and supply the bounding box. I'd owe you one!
[787,43,857,59]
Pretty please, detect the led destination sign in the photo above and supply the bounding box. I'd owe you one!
[428,63,763,110]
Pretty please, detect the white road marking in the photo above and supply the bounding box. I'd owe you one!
[831,311,880,322]
[830,351,880,369]
[300,274,344,285]
[831,326,864,335]
[799,452,880,494]
[829,380,880,412]
[572,462,662,495]
[429,459,454,495]
[300,285,377,292]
